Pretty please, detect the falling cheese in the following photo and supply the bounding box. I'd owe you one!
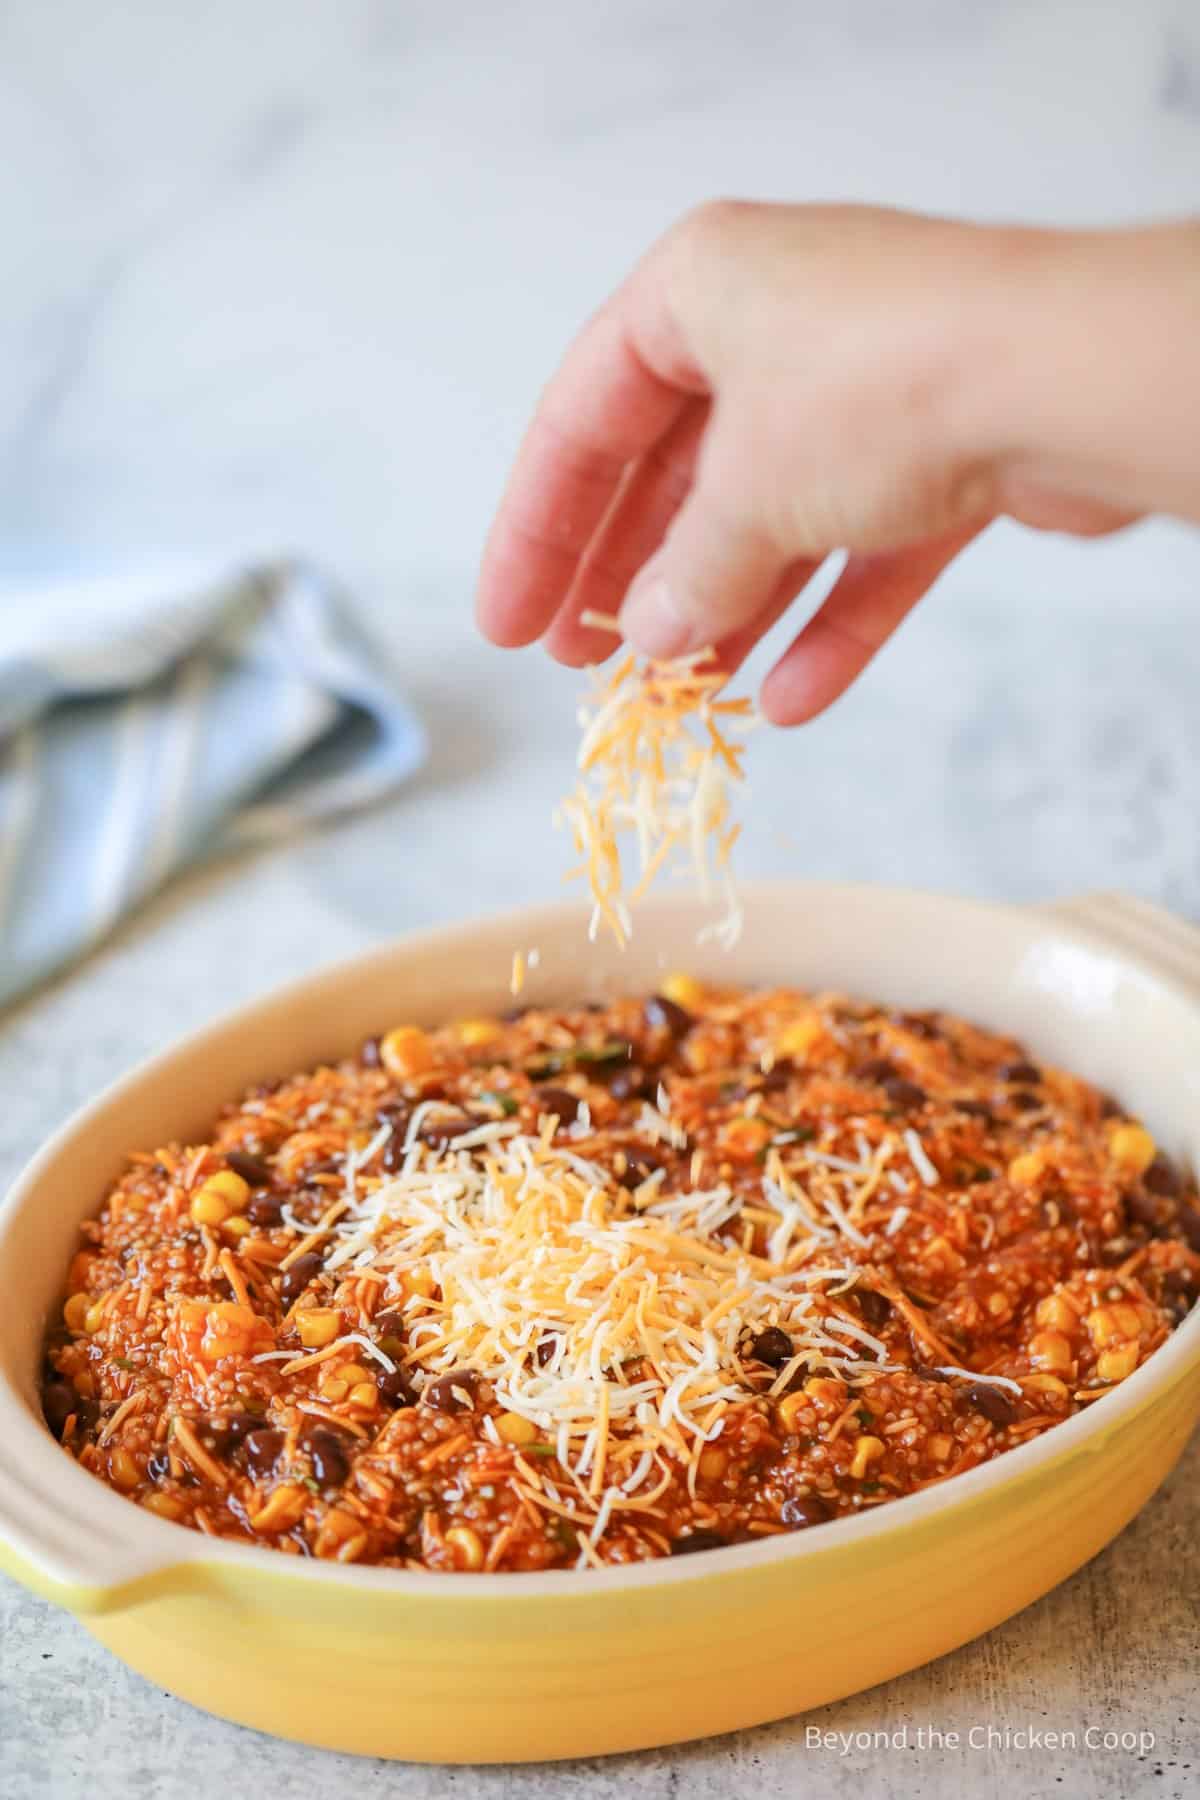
[558,613,755,949]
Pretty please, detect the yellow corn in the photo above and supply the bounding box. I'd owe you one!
[1022,1372,1070,1400]
[315,1507,366,1557]
[849,1435,885,1481]
[985,1291,1010,1318]
[1008,1151,1044,1187]
[399,1268,437,1301]
[1029,1330,1073,1373]
[804,1377,847,1411]
[380,1026,434,1080]
[777,1015,823,1060]
[248,1483,308,1532]
[348,1382,378,1409]
[1085,1302,1142,1347]
[1096,1344,1139,1384]
[698,1446,728,1483]
[141,1493,184,1520]
[456,1018,500,1048]
[63,1292,91,1333]
[222,1215,252,1241]
[203,1169,251,1210]
[928,1434,953,1462]
[319,1361,370,1401]
[495,1411,538,1447]
[777,1391,808,1433]
[109,1447,140,1491]
[190,1189,231,1228]
[445,1525,485,1571]
[1035,1293,1078,1332]
[1108,1122,1156,1177]
[296,1308,342,1350]
[84,1298,108,1335]
[719,1116,772,1156]
[661,973,704,1010]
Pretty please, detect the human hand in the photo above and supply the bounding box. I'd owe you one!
[477,202,1196,722]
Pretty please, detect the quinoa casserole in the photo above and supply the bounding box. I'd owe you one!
[43,979,1200,1573]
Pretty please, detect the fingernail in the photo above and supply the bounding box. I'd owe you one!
[618,576,693,661]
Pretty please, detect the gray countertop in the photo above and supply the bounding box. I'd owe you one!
[2,1,1199,1794]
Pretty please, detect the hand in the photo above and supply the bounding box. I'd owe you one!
[476,202,1196,723]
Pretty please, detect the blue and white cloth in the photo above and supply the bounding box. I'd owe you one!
[0,560,426,1010]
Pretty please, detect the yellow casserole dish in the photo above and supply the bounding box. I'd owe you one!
[1,882,1198,1762]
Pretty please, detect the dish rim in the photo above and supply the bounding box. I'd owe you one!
[4,879,1200,1604]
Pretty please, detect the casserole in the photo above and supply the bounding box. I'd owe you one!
[1,882,1198,1762]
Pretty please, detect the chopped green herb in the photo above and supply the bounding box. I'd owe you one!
[112,1357,135,1371]
[574,1040,632,1066]
[522,1443,557,1459]
[477,1090,519,1117]
[302,1476,320,1495]
[856,1408,874,1428]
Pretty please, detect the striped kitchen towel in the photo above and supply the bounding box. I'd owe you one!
[0,559,427,1010]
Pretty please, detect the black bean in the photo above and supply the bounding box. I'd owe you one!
[617,1150,664,1190]
[1008,1090,1042,1113]
[780,1494,832,1529]
[423,1369,480,1413]
[207,1412,259,1457]
[892,1012,941,1041]
[883,1077,926,1109]
[583,1041,637,1080]
[242,1427,285,1476]
[224,1150,272,1187]
[913,1366,950,1383]
[608,1064,655,1103]
[1039,1192,1076,1228]
[360,1035,383,1067]
[643,994,693,1036]
[376,1367,416,1409]
[1178,1205,1200,1254]
[750,1326,793,1367]
[955,1099,993,1121]
[534,1086,580,1124]
[1126,1190,1167,1231]
[1161,1269,1197,1323]
[760,1059,795,1093]
[999,1060,1041,1085]
[417,1112,475,1147]
[1144,1155,1181,1197]
[306,1425,351,1488]
[246,1191,284,1227]
[1098,1236,1136,1267]
[669,1529,728,1555]
[856,1057,896,1084]
[372,1310,406,1343]
[535,1334,560,1367]
[962,1382,1019,1426]
[856,1289,892,1331]
[279,1252,324,1310]
[42,1380,78,1440]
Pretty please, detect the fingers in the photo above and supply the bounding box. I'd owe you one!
[760,526,984,726]
[543,403,709,667]
[476,251,708,650]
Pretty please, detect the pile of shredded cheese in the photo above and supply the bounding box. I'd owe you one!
[557,613,755,950]
[257,1103,996,1559]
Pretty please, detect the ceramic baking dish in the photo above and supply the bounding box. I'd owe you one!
[1,883,1198,1763]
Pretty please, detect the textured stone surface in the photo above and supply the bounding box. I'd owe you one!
[2,1,1199,1794]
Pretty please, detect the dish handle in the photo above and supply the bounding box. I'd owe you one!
[1038,892,1200,992]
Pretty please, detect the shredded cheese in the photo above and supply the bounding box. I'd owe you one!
[559,614,755,948]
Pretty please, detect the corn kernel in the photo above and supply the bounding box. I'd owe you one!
[296,1308,341,1350]
[1008,1151,1044,1187]
[315,1507,365,1557]
[985,1291,1010,1318]
[698,1446,728,1482]
[141,1493,184,1521]
[849,1435,886,1481]
[190,1189,231,1228]
[63,1292,91,1333]
[399,1268,437,1301]
[222,1215,252,1241]
[1035,1294,1078,1332]
[1085,1303,1142,1347]
[445,1525,485,1571]
[1108,1122,1156,1177]
[928,1434,953,1462]
[1096,1344,1139,1383]
[84,1298,108,1335]
[777,1391,808,1433]
[1022,1373,1070,1400]
[248,1482,308,1532]
[456,1018,500,1048]
[109,1447,140,1491]
[203,1169,251,1210]
[380,1026,433,1081]
[719,1116,772,1156]
[496,1410,538,1446]
[337,1531,370,1563]
[804,1377,847,1411]
[777,1015,823,1061]
[661,973,704,1010]
[67,1251,95,1294]
[1029,1330,1073,1373]
[348,1381,378,1410]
